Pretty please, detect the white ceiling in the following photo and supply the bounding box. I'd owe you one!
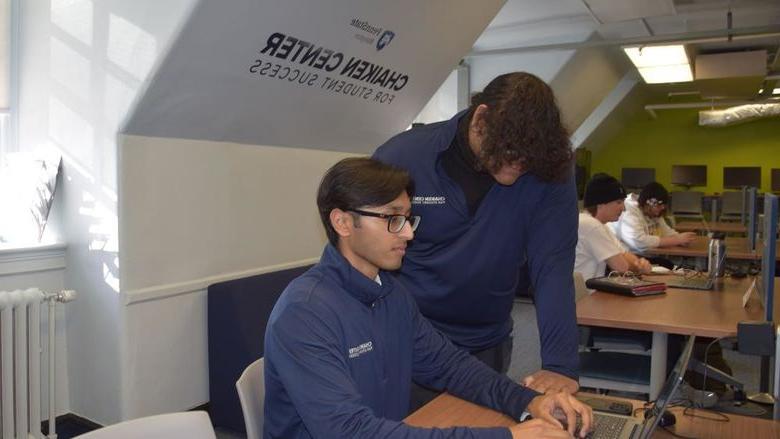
[475,0,780,99]
[484,0,780,42]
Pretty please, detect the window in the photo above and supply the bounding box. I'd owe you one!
[0,0,14,167]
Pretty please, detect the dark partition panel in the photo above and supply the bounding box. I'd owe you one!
[208,265,313,433]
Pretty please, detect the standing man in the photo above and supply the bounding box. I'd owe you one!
[373,72,580,402]
[609,181,696,255]
[263,158,592,438]
[576,173,652,281]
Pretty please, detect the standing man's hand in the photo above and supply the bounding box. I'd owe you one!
[522,370,579,394]
[526,392,593,438]
[508,419,573,438]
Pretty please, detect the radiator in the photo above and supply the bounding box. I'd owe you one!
[0,289,76,439]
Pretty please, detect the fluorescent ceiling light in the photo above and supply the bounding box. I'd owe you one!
[758,88,780,95]
[624,45,693,84]
[637,65,693,84]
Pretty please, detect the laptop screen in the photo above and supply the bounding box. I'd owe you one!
[636,335,696,439]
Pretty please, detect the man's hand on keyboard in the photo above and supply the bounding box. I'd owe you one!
[522,370,579,394]
[526,392,593,438]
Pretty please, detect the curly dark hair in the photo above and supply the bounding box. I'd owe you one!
[467,72,572,182]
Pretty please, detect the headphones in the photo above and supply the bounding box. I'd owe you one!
[644,408,676,427]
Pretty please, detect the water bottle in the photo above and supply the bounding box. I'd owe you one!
[707,232,726,277]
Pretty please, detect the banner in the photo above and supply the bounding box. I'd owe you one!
[122,0,505,152]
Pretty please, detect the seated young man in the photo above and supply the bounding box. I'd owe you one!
[263,158,592,438]
[609,181,696,255]
[575,173,652,281]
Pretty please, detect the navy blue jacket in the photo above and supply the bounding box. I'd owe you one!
[373,112,579,379]
[263,245,539,438]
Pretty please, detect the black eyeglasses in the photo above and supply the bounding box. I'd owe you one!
[347,209,421,233]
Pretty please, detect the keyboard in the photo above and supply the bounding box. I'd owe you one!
[563,413,629,439]
[585,414,629,439]
[665,277,713,290]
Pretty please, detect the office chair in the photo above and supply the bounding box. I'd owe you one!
[236,357,265,439]
[719,191,744,222]
[73,411,216,439]
[670,191,705,221]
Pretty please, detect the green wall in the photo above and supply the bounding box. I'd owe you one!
[591,109,780,194]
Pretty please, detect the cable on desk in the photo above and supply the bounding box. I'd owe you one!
[701,335,731,399]
[682,406,730,422]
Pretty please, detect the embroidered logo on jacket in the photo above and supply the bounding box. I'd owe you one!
[348,341,373,359]
[412,196,446,205]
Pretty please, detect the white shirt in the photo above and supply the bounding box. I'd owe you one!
[575,212,625,281]
[608,193,679,254]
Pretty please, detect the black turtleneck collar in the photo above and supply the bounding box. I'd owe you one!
[440,114,495,216]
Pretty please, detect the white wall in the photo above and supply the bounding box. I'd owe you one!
[414,70,459,125]
[18,0,197,424]
[0,243,69,417]
[119,136,357,417]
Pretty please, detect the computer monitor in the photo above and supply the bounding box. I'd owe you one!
[771,169,780,192]
[671,165,707,187]
[622,168,655,190]
[724,167,761,189]
[760,193,777,322]
[747,187,759,251]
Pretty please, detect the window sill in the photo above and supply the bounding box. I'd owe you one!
[0,242,67,276]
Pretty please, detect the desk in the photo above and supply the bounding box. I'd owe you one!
[675,221,747,234]
[577,275,780,399]
[404,393,780,437]
[644,236,780,261]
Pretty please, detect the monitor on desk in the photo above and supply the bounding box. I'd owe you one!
[758,193,777,322]
[746,187,759,251]
[724,167,761,189]
[622,168,655,190]
[771,169,780,193]
[671,165,707,187]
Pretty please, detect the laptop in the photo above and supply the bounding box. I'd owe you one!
[664,270,715,290]
[581,335,696,439]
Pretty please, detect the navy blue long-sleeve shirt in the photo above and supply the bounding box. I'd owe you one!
[373,112,579,379]
[263,245,540,438]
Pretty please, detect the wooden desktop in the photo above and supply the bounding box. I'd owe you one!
[405,392,780,437]
[675,221,747,234]
[577,275,780,399]
[644,235,780,261]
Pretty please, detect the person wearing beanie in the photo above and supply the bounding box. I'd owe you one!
[575,174,651,281]
[609,181,696,254]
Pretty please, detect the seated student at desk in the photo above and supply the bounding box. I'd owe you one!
[575,174,651,281]
[609,182,696,262]
[263,158,592,439]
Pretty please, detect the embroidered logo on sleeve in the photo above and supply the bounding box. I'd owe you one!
[348,341,373,359]
[412,196,445,205]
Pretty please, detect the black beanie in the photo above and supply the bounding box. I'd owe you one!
[584,173,626,207]
[639,181,669,206]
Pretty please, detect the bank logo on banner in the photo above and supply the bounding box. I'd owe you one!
[376,30,395,51]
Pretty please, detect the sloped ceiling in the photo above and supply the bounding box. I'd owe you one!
[122,0,505,153]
